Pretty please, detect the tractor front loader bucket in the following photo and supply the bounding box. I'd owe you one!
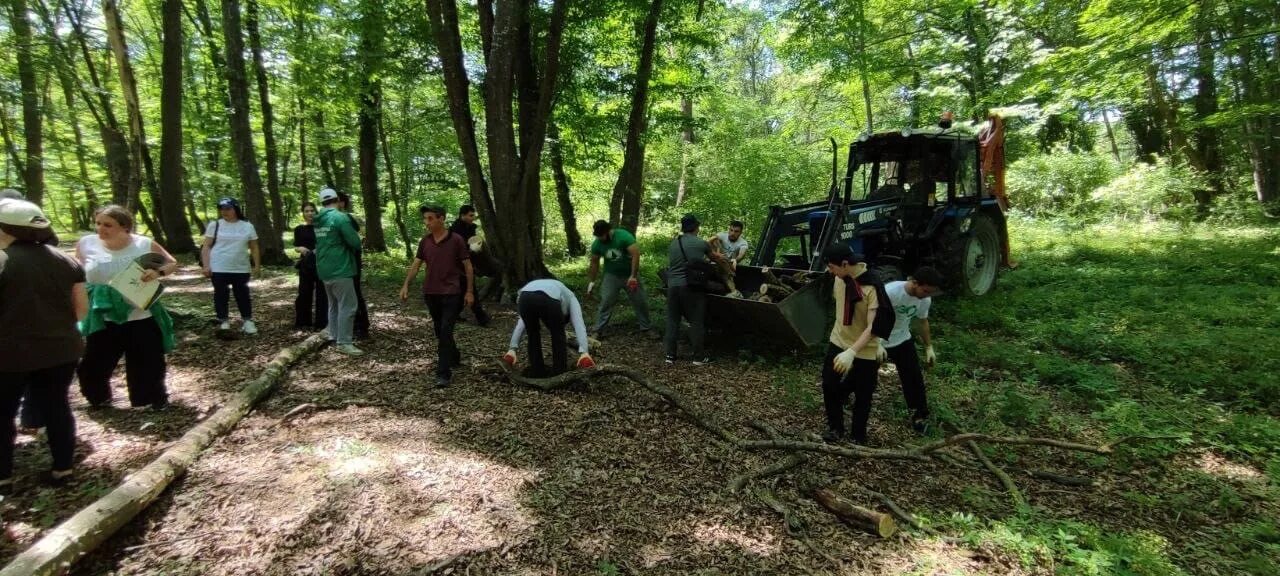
[705,265,832,349]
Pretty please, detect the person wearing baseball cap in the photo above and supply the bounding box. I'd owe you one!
[200,197,261,335]
[0,199,88,490]
[314,188,364,355]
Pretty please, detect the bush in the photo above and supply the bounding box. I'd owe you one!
[1091,159,1202,220]
[1006,152,1120,217]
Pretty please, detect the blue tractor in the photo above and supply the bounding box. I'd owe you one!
[706,126,1010,348]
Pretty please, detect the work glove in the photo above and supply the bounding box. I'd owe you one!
[626,277,639,293]
[833,348,858,375]
[876,343,888,363]
[502,350,518,367]
[577,353,596,369]
[586,281,595,296]
[925,345,937,368]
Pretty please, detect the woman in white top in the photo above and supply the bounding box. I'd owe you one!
[76,205,178,410]
[200,197,261,334]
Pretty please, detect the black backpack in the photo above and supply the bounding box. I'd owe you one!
[855,269,896,340]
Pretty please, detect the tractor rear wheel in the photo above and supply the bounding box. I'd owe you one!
[941,213,1001,296]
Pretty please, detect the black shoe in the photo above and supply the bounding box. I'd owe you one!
[692,357,712,366]
[911,418,929,435]
[850,435,868,446]
[821,429,843,443]
[664,355,675,365]
[88,401,112,411]
[44,469,74,487]
[151,399,170,412]
[434,377,451,389]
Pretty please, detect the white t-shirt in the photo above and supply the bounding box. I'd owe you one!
[204,219,258,273]
[79,233,154,321]
[715,232,750,260]
[884,280,931,348]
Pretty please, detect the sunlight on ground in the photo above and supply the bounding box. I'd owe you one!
[1194,451,1265,482]
[115,409,540,575]
[873,536,1023,576]
[689,519,781,557]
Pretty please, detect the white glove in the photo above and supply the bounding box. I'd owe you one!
[876,343,888,363]
[833,348,857,375]
[586,281,595,296]
[925,345,936,367]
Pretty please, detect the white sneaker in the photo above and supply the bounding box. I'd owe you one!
[218,321,231,331]
[336,344,365,356]
[241,320,258,335]
[320,328,333,341]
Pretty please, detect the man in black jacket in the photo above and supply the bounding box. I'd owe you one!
[449,205,492,327]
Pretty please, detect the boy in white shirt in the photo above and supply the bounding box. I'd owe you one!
[878,266,943,433]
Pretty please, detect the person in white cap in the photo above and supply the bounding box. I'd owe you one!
[314,188,364,355]
[0,199,88,490]
[200,197,261,334]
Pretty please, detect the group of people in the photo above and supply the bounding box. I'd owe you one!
[1,191,179,492]
[0,183,946,491]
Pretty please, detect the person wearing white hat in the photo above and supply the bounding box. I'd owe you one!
[314,188,364,355]
[0,199,88,490]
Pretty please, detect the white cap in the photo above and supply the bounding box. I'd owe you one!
[318,188,339,204]
[0,198,51,229]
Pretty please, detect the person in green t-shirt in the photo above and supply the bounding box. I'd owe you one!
[586,220,651,336]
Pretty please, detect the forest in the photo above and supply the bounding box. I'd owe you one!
[0,0,1278,574]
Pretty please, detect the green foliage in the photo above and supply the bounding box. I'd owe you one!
[1006,152,1120,217]
[1091,160,1203,221]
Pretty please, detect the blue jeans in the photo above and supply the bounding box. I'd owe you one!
[212,272,252,321]
[593,273,651,333]
[323,277,358,345]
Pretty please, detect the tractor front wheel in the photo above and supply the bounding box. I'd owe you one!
[941,213,1001,297]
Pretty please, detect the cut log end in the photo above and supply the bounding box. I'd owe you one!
[813,487,897,538]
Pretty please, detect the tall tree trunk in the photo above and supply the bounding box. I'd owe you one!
[906,43,922,128]
[245,0,287,235]
[675,94,693,206]
[548,122,583,257]
[1101,108,1121,162]
[58,0,131,205]
[356,0,387,252]
[160,0,196,252]
[379,101,411,259]
[221,0,285,262]
[612,0,663,232]
[425,0,565,289]
[313,111,337,188]
[8,0,44,205]
[103,0,165,242]
[1190,1,1223,213]
[297,96,308,197]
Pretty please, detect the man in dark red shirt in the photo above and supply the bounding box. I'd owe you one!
[400,205,477,388]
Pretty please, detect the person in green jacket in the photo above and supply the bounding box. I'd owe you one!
[314,188,364,356]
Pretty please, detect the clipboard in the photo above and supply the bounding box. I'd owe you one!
[108,260,165,310]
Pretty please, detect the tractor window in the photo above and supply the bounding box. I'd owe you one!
[878,161,902,186]
[954,146,978,198]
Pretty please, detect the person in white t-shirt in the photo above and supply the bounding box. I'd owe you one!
[200,198,261,334]
[877,266,943,434]
[708,220,750,296]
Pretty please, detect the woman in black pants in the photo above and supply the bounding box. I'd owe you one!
[293,202,327,330]
[76,205,179,410]
[0,199,88,489]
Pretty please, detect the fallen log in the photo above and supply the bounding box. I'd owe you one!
[0,333,330,576]
[812,488,897,538]
[758,283,794,299]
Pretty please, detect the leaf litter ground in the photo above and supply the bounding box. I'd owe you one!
[2,266,1271,574]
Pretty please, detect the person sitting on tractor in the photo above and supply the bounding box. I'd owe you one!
[877,266,943,434]
[708,220,749,298]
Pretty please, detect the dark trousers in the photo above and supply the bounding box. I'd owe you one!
[1,362,78,478]
[663,285,706,359]
[425,293,464,379]
[78,318,168,407]
[295,270,328,329]
[18,384,41,428]
[885,340,929,420]
[353,264,370,338]
[211,272,252,321]
[821,344,879,443]
[517,291,568,377]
